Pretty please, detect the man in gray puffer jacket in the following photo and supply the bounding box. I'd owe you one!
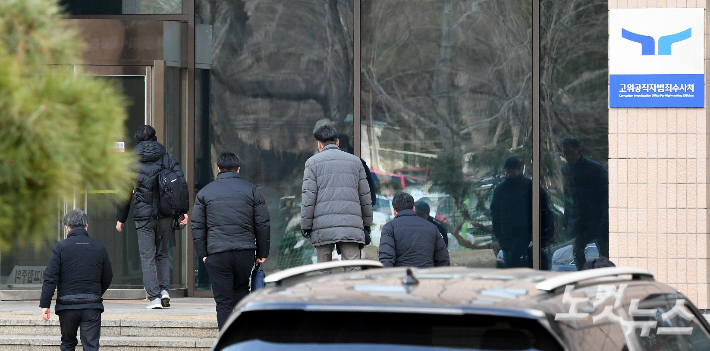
[301,125,373,269]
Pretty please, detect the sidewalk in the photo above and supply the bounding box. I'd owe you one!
[0,297,217,320]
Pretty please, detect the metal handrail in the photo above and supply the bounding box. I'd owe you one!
[264,260,383,284]
[535,267,654,292]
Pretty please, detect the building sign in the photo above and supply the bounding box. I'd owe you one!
[609,9,704,108]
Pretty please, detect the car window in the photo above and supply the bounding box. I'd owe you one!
[627,294,710,351]
[214,311,563,351]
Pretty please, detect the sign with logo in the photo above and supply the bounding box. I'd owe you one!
[609,9,704,108]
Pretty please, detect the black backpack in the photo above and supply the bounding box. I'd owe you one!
[156,153,190,218]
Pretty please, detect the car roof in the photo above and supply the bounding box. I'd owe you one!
[238,265,664,315]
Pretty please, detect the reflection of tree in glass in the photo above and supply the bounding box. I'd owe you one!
[197,0,354,271]
[540,0,607,244]
[362,0,532,248]
[209,0,353,129]
[141,0,182,14]
[201,0,354,166]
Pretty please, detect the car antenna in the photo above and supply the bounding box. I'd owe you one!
[402,268,419,285]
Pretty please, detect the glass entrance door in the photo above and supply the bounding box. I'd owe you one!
[85,67,151,289]
[82,64,188,292]
[0,66,153,293]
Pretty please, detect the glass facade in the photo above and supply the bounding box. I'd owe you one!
[539,0,609,271]
[362,0,532,268]
[194,0,354,283]
[3,0,623,297]
[193,0,610,274]
[60,0,183,15]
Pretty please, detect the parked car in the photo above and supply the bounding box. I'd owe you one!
[211,261,710,351]
[551,243,599,272]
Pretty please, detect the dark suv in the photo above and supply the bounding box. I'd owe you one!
[211,261,710,351]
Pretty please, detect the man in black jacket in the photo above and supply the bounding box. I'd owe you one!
[191,152,271,330]
[40,209,113,351]
[561,137,608,270]
[379,192,449,267]
[338,134,378,206]
[116,125,188,309]
[490,156,554,268]
[414,200,448,246]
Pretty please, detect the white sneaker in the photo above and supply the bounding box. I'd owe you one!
[160,290,170,308]
[146,298,162,309]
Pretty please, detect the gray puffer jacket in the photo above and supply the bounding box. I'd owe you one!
[301,144,373,246]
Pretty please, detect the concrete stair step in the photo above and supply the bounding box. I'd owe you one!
[0,317,218,338]
[0,335,213,350]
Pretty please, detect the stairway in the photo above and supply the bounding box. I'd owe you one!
[0,316,218,350]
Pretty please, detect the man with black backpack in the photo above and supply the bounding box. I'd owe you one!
[116,125,189,309]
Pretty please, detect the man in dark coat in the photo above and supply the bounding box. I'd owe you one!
[561,137,609,270]
[490,156,554,268]
[379,193,450,267]
[339,133,378,206]
[116,125,188,309]
[301,126,373,269]
[40,209,113,351]
[414,200,448,246]
[191,152,271,330]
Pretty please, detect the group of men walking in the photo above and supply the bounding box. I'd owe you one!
[299,125,450,270]
[38,124,606,350]
[40,124,451,350]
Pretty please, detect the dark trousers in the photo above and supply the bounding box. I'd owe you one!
[58,309,101,351]
[503,246,529,268]
[204,250,255,330]
[135,217,173,299]
[574,230,610,270]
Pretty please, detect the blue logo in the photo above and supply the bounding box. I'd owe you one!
[622,28,691,55]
